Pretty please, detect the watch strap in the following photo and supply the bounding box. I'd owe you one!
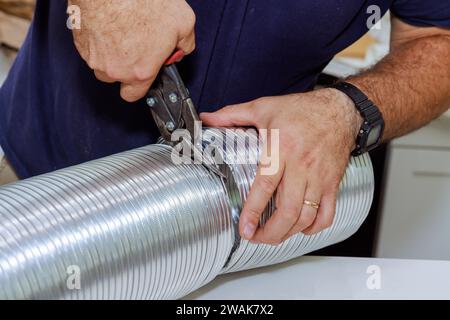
[330,81,385,156]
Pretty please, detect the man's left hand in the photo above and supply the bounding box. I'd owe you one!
[200,89,363,245]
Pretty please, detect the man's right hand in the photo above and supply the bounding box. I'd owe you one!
[69,0,196,102]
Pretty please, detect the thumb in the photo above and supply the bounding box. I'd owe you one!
[200,102,256,127]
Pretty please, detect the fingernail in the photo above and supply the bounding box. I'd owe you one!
[243,224,256,240]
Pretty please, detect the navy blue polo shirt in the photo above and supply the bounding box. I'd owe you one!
[1,0,450,178]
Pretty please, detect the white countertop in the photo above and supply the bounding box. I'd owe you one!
[186,256,450,300]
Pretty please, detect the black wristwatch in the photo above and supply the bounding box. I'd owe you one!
[330,81,385,157]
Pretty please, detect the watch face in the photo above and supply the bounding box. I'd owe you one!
[367,124,383,147]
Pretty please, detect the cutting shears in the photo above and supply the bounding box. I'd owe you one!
[147,50,225,178]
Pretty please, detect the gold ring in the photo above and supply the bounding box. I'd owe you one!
[303,200,320,210]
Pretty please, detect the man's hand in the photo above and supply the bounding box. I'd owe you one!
[69,0,196,102]
[201,89,362,245]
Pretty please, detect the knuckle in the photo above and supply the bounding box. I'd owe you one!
[299,151,317,169]
[133,67,155,82]
[245,208,262,224]
[253,97,269,106]
[221,104,239,114]
[93,70,106,81]
[250,100,268,123]
[75,44,97,70]
[244,102,257,116]
[104,66,122,81]
[86,58,100,72]
[251,108,266,126]
[257,176,278,196]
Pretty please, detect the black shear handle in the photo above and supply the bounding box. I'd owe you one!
[147,65,189,139]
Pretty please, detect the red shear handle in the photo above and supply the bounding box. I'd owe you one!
[165,49,185,66]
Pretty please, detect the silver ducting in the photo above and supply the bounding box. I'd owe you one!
[0,129,374,300]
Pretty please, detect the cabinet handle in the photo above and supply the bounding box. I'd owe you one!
[413,171,450,178]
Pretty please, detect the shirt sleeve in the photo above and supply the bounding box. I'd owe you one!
[391,0,450,28]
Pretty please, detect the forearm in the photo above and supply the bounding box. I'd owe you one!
[348,33,450,141]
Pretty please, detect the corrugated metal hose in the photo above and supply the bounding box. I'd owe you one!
[0,128,374,299]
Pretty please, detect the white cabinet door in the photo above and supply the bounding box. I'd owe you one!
[392,115,450,149]
[376,148,450,260]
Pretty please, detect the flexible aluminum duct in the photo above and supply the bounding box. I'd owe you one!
[200,129,374,273]
[0,129,374,300]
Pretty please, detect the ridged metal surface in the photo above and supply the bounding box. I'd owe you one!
[223,152,374,272]
[201,129,374,273]
[0,129,374,300]
[0,145,233,299]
